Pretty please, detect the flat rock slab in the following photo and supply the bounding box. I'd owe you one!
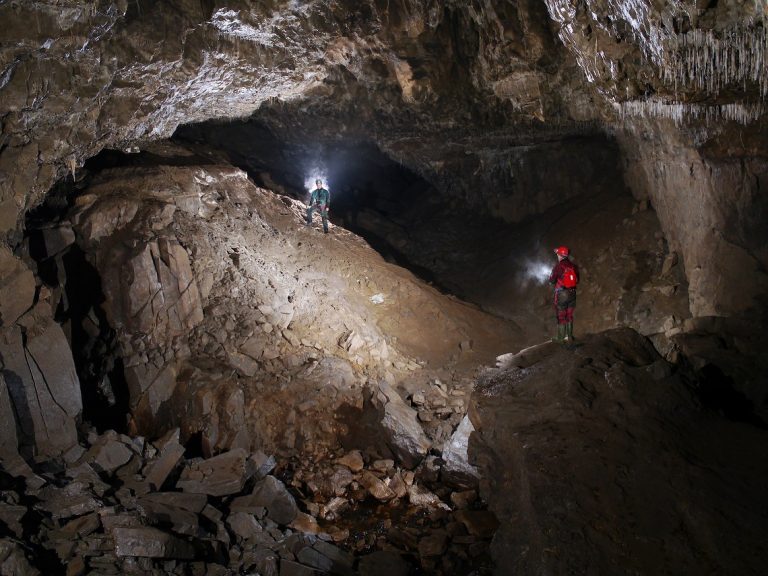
[144,441,185,490]
[113,526,194,559]
[86,438,134,474]
[176,448,250,497]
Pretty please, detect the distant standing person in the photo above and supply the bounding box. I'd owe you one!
[306,179,330,234]
[549,246,579,342]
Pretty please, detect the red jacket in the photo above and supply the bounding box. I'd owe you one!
[549,259,579,289]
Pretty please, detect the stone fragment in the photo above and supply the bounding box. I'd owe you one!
[661,252,678,276]
[250,450,277,478]
[248,547,279,576]
[408,484,450,510]
[49,512,101,541]
[418,531,448,557]
[328,466,354,496]
[374,381,431,468]
[99,510,143,533]
[313,539,354,571]
[322,497,349,520]
[441,415,480,488]
[388,472,408,499]
[140,492,207,513]
[247,475,298,525]
[137,498,201,537]
[144,441,185,491]
[36,486,102,520]
[359,471,396,502]
[371,459,394,473]
[227,351,260,377]
[113,527,195,559]
[336,450,364,472]
[0,539,39,576]
[290,511,322,535]
[176,448,250,496]
[0,503,27,538]
[227,511,263,541]
[85,436,134,474]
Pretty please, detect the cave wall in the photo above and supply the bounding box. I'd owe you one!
[2,0,768,463]
[618,121,768,318]
[2,0,765,327]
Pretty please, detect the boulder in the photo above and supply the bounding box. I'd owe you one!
[226,511,263,541]
[244,475,298,525]
[470,328,768,576]
[441,415,480,488]
[373,381,431,468]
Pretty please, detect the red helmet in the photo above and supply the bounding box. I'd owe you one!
[554,246,570,257]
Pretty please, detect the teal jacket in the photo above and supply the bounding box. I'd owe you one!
[310,187,330,207]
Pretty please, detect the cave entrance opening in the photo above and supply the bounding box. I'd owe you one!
[24,179,130,434]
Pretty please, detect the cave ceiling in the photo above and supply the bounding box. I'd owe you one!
[2,0,766,232]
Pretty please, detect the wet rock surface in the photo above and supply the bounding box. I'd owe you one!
[470,328,768,575]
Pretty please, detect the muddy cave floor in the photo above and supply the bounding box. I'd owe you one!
[4,158,768,576]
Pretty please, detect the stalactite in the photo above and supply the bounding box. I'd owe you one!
[615,99,764,125]
[662,24,768,100]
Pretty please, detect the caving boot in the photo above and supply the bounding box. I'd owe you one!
[565,322,575,342]
[552,324,565,343]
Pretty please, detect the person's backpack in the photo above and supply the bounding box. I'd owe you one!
[561,261,578,288]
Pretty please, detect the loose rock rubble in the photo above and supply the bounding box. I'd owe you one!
[0,422,497,575]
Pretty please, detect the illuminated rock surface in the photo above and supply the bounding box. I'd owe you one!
[1,1,767,574]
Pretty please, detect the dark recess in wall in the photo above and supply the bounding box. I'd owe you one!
[25,187,130,434]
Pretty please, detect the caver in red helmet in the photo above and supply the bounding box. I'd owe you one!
[554,246,570,257]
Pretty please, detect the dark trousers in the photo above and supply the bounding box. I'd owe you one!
[306,204,328,232]
[554,288,576,325]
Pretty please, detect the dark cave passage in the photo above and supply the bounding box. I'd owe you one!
[174,120,449,284]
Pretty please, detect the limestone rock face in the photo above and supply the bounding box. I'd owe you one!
[61,159,519,454]
[469,328,768,575]
[0,279,82,459]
